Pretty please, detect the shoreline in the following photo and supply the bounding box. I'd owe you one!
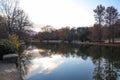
[30,40,120,47]
[74,42,120,47]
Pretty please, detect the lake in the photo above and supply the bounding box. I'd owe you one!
[19,43,120,80]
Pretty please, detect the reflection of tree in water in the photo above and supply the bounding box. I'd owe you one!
[91,46,120,80]
[91,46,104,80]
[18,45,36,79]
[77,45,90,60]
[40,44,120,80]
[18,52,33,79]
[103,47,120,80]
[19,43,120,80]
[33,43,91,59]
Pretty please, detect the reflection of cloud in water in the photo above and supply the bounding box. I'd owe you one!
[23,49,47,59]
[38,55,63,74]
[27,45,37,50]
[25,54,64,79]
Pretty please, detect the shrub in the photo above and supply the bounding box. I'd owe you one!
[8,34,20,50]
[0,40,15,53]
[0,34,20,60]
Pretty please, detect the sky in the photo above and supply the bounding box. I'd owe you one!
[20,0,120,32]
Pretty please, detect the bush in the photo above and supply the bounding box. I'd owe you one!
[0,40,18,53]
[8,34,20,50]
[0,34,20,60]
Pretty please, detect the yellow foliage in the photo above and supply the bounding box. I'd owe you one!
[8,34,20,49]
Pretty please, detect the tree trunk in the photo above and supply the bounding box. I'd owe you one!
[111,26,115,44]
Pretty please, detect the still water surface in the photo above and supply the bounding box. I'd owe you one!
[19,43,120,80]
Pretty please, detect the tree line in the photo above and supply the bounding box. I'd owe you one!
[0,2,120,44]
[34,5,120,44]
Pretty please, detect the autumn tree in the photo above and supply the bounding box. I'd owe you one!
[114,19,120,38]
[89,24,100,41]
[102,25,109,40]
[105,6,119,44]
[57,27,70,41]
[94,5,105,42]
[39,25,54,41]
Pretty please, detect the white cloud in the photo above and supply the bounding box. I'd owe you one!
[20,0,95,28]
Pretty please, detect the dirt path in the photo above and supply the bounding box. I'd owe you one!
[0,62,22,80]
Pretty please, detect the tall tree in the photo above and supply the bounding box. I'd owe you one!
[13,9,31,39]
[94,5,105,42]
[0,0,19,33]
[0,0,31,35]
[105,6,119,44]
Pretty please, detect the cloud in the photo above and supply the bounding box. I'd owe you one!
[20,0,95,28]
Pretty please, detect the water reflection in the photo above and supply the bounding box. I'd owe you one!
[19,43,120,80]
[91,46,120,80]
[19,45,64,80]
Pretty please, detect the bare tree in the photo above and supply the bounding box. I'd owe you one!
[105,6,119,44]
[41,25,53,32]
[94,5,105,42]
[14,9,31,31]
[0,0,31,34]
[0,0,19,33]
